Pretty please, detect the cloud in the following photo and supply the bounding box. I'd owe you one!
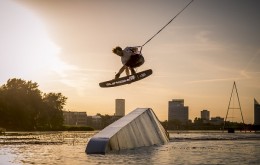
[242,48,260,72]
[185,69,256,84]
[186,78,238,84]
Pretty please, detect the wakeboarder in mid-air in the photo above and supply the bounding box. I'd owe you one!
[99,0,194,88]
[112,46,144,79]
[99,46,152,88]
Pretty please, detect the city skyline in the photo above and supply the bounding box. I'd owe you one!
[1,0,259,124]
[65,98,250,124]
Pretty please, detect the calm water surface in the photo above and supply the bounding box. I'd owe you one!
[0,131,259,165]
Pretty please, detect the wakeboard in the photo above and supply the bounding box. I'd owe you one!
[99,69,152,88]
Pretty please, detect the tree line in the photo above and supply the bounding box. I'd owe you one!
[160,119,255,131]
[0,78,67,131]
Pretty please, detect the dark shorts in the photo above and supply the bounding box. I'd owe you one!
[125,54,144,68]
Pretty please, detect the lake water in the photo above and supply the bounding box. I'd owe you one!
[0,131,259,165]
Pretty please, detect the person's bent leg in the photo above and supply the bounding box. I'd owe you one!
[130,67,136,75]
[115,65,126,79]
[125,67,130,76]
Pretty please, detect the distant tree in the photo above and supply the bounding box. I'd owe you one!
[0,78,67,131]
[194,117,203,125]
[43,92,67,130]
[95,113,113,128]
[160,120,168,130]
[0,78,42,130]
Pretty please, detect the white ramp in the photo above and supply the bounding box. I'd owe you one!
[86,108,169,154]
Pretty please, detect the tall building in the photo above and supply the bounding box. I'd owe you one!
[201,110,210,121]
[115,99,125,116]
[168,99,189,123]
[254,98,260,125]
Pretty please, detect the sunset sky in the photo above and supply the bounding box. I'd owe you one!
[1,0,259,124]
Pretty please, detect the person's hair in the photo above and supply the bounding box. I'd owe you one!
[112,46,123,55]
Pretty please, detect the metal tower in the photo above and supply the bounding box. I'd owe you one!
[223,81,245,132]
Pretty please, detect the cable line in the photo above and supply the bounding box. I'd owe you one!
[140,0,194,52]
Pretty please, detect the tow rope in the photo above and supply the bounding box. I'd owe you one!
[139,0,194,52]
